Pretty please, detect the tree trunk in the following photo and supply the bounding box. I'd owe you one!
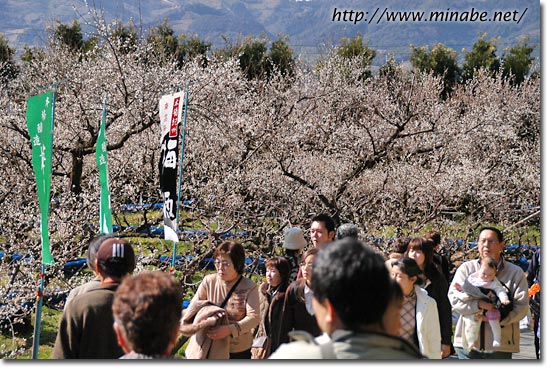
[70,152,83,195]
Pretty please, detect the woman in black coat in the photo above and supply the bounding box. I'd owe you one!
[407,237,453,359]
[278,248,322,345]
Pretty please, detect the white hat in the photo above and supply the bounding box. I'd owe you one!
[283,227,307,250]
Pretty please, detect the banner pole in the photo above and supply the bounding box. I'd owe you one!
[31,264,45,359]
[171,86,189,271]
[30,86,56,359]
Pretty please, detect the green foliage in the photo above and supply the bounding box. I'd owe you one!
[147,18,188,67]
[146,21,211,69]
[462,33,501,80]
[265,36,295,78]
[0,33,17,82]
[214,34,295,81]
[185,35,211,67]
[337,33,376,68]
[410,43,460,98]
[109,21,139,54]
[20,46,46,63]
[336,33,376,79]
[239,37,268,80]
[409,34,535,93]
[318,33,377,81]
[52,20,96,53]
[0,34,14,64]
[501,37,535,85]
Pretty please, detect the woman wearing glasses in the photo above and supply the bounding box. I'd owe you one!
[278,248,322,345]
[180,241,259,359]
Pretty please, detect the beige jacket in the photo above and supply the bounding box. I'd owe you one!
[181,300,230,359]
[183,274,260,354]
[448,258,529,353]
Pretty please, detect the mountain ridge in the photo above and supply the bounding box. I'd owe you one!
[0,0,541,65]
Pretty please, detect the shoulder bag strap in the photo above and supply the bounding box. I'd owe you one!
[220,276,243,308]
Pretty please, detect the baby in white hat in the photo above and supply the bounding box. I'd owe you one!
[282,227,307,284]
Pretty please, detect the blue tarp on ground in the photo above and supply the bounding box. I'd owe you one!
[48,254,266,273]
[122,199,195,212]
[0,240,536,274]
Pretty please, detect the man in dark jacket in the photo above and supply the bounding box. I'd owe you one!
[53,236,136,359]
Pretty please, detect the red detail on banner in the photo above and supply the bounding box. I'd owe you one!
[170,97,181,138]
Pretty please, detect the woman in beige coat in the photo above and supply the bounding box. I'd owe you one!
[180,241,259,359]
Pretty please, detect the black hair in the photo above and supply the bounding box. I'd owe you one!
[311,213,336,233]
[391,257,424,286]
[265,256,291,291]
[425,230,441,246]
[390,236,411,254]
[478,226,504,243]
[311,238,391,330]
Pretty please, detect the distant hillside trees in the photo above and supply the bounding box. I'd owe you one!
[214,34,295,80]
[410,43,460,98]
[52,20,97,53]
[336,33,376,79]
[0,33,17,83]
[501,37,535,85]
[410,33,536,97]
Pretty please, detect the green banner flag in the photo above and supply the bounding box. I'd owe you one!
[96,98,113,234]
[26,91,55,265]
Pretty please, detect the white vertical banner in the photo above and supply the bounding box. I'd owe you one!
[158,91,184,242]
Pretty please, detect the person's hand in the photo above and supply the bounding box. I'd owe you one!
[202,311,225,329]
[441,344,451,359]
[207,325,230,340]
[502,300,511,305]
[477,299,495,311]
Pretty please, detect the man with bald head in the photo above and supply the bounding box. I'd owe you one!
[448,226,529,359]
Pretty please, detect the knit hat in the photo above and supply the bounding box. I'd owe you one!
[96,237,136,276]
[283,227,307,250]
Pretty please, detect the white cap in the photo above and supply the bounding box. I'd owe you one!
[283,227,307,250]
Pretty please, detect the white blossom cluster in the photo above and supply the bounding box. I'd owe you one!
[0,17,539,356]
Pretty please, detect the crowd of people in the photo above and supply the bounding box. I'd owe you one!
[51,214,536,360]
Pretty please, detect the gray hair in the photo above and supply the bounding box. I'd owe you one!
[336,223,359,240]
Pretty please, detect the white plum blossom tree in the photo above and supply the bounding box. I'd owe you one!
[0,17,539,357]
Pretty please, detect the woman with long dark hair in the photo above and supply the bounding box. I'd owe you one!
[278,248,322,344]
[407,237,453,358]
[391,257,441,359]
